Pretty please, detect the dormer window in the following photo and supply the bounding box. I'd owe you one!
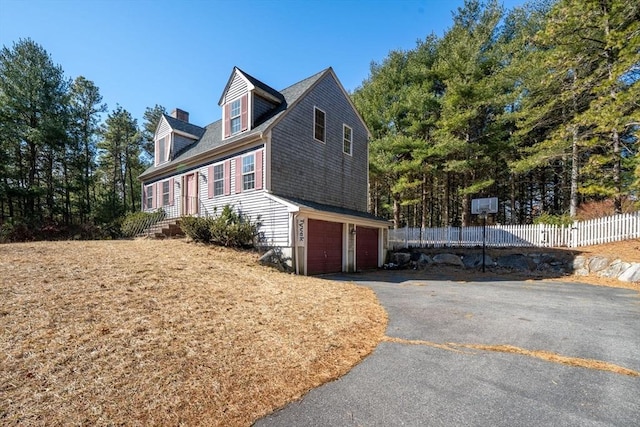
[230,99,242,135]
[156,135,170,165]
[223,94,248,138]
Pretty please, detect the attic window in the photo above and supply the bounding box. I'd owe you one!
[230,99,241,134]
[156,135,169,165]
[314,107,325,143]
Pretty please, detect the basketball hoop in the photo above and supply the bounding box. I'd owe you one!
[471,197,498,274]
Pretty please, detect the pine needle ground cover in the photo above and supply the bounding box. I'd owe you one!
[0,240,387,426]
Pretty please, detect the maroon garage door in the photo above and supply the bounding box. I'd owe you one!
[307,219,343,275]
[356,226,379,271]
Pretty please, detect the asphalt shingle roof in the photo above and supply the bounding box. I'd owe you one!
[140,68,329,180]
[275,195,390,225]
[163,114,206,138]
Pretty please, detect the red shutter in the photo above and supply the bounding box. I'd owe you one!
[169,178,174,206]
[241,94,248,131]
[255,150,263,190]
[154,183,159,208]
[224,160,231,195]
[235,157,242,194]
[208,165,214,198]
[224,103,231,138]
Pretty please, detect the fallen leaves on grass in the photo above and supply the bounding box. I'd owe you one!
[0,240,387,426]
[382,337,639,377]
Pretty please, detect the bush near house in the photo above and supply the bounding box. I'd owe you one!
[180,205,262,248]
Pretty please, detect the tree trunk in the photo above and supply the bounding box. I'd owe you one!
[569,125,579,218]
[393,193,401,229]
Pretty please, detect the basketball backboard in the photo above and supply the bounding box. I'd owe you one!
[471,197,498,215]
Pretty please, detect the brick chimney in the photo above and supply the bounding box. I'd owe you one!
[171,108,189,123]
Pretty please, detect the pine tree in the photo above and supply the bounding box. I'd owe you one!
[0,38,70,223]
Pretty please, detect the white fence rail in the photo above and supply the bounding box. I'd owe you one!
[389,212,640,249]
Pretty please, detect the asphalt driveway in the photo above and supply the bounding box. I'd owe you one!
[256,271,640,426]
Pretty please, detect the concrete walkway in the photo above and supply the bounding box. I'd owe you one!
[256,272,640,426]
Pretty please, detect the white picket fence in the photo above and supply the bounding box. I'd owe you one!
[389,212,640,249]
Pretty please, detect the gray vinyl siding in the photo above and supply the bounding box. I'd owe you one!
[270,74,369,212]
[224,73,248,103]
[173,134,195,157]
[253,94,276,124]
[156,117,172,137]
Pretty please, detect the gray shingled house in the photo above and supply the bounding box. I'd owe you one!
[139,67,389,275]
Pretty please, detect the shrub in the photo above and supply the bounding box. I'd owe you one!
[209,205,262,248]
[180,205,262,248]
[180,216,214,243]
[0,220,34,243]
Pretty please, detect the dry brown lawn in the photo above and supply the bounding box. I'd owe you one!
[0,240,387,426]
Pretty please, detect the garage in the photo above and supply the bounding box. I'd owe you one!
[356,226,379,271]
[307,219,343,275]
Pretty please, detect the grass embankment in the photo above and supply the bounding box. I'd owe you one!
[0,240,387,426]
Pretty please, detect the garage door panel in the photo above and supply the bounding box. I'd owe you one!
[356,226,378,271]
[307,219,343,275]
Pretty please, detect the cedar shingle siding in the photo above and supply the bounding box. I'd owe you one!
[270,74,368,212]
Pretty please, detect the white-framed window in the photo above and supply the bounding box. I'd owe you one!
[343,124,352,155]
[230,99,241,135]
[145,185,153,209]
[213,163,224,196]
[314,107,326,142]
[242,154,255,191]
[157,135,169,164]
[162,181,170,206]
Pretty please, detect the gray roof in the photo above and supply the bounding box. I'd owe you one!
[275,195,391,225]
[140,68,330,181]
[236,67,285,103]
[163,114,206,138]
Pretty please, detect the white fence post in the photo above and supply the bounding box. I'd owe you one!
[387,213,639,249]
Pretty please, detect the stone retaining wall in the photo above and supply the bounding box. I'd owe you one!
[387,250,640,283]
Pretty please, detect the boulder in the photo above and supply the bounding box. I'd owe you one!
[433,253,464,267]
[417,253,433,268]
[618,263,640,283]
[588,256,611,273]
[391,252,411,267]
[597,260,631,279]
[572,255,588,271]
[496,254,536,271]
[258,248,291,272]
[462,253,494,269]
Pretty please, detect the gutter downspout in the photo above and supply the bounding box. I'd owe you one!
[293,212,300,275]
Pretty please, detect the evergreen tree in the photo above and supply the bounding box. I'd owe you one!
[69,76,107,223]
[141,104,166,160]
[96,106,145,224]
[0,38,70,223]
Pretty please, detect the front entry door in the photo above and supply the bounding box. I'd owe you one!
[184,173,198,215]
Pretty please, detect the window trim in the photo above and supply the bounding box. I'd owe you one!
[157,136,166,165]
[162,180,170,206]
[242,154,255,191]
[145,184,153,209]
[314,106,326,143]
[343,124,353,156]
[230,98,242,135]
[213,162,225,197]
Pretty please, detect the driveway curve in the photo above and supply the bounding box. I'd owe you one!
[256,272,640,426]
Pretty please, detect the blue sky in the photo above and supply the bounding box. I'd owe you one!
[0,0,526,126]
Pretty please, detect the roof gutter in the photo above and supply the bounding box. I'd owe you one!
[139,132,267,182]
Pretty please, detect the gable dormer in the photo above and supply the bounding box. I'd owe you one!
[154,108,204,166]
[218,67,284,139]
